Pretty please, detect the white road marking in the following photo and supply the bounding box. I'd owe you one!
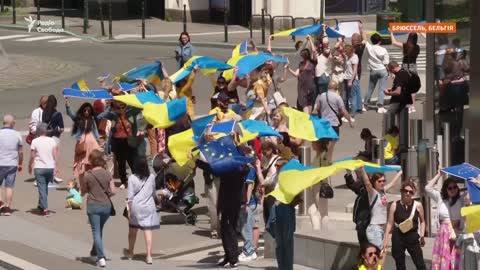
[0,251,48,270]
[15,35,62,42]
[0,34,31,40]
[115,30,259,40]
[48,37,82,43]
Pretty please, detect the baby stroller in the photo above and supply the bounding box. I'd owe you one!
[152,153,199,225]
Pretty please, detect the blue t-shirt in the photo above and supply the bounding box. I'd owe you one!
[68,188,83,204]
[245,166,257,206]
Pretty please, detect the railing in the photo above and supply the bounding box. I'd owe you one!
[271,15,294,40]
[249,11,272,44]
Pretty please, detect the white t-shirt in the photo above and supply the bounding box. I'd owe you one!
[344,54,359,80]
[315,53,331,77]
[364,42,389,71]
[0,128,23,166]
[426,186,465,230]
[369,189,388,225]
[31,136,57,169]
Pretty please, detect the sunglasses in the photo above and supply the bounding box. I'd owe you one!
[402,189,415,195]
[367,252,378,258]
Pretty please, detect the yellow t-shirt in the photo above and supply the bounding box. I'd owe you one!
[208,107,237,123]
[384,134,398,152]
[384,141,394,160]
[358,264,382,270]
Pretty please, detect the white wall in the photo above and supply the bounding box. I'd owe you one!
[165,0,209,11]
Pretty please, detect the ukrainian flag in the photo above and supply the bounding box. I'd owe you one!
[142,97,187,129]
[168,128,197,166]
[282,107,338,141]
[191,114,216,142]
[272,24,344,38]
[170,56,233,84]
[462,205,480,233]
[71,80,89,91]
[232,39,249,57]
[335,157,401,173]
[113,91,164,109]
[118,61,164,86]
[238,119,281,144]
[269,159,371,204]
[223,53,287,81]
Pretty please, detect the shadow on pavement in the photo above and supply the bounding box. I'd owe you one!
[75,256,97,266]
[191,229,211,238]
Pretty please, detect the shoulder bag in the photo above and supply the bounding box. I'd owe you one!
[119,117,142,148]
[90,171,116,216]
[395,201,417,233]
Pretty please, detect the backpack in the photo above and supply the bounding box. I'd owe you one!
[353,191,378,231]
[406,70,421,94]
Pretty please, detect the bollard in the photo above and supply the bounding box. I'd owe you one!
[382,112,396,137]
[99,0,105,36]
[108,0,112,39]
[183,4,187,33]
[319,0,325,23]
[465,128,470,163]
[36,0,40,21]
[141,0,145,39]
[408,119,423,148]
[298,146,311,216]
[406,146,418,180]
[223,0,228,43]
[261,9,265,45]
[83,0,89,34]
[249,17,253,38]
[1,0,4,13]
[61,0,65,29]
[425,145,439,237]
[442,122,451,168]
[371,138,385,165]
[12,0,15,24]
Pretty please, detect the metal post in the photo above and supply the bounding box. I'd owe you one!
[442,122,451,168]
[408,119,423,148]
[1,0,4,13]
[223,0,228,42]
[261,9,265,45]
[249,17,253,39]
[183,4,187,33]
[12,0,15,24]
[298,146,311,216]
[406,146,418,180]
[371,138,385,165]
[141,0,145,39]
[99,0,105,36]
[83,0,89,34]
[425,145,439,237]
[36,0,40,21]
[61,0,65,29]
[320,0,325,23]
[465,128,470,163]
[108,0,112,39]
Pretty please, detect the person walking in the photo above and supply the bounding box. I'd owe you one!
[384,181,427,270]
[360,24,390,113]
[65,98,100,184]
[343,44,361,121]
[27,95,48,145]
[426,172,464,270]
[0,114,23,216]
[391,32,420,113]
[286,46,317,114]
[175,32,195,69]
[28,123,59,217]
[81,150,116,268]
[125,157,160,265]
[42,95,64,145]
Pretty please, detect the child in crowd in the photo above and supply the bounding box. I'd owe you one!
[66,180,82,209]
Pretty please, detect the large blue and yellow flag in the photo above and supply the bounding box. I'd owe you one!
[335,157,401,173]
[168,128,197,166]
[224,53,288,80]
[63,88,113,100]
[170,56,233,84]
[142,97,187,129]
[238,119,281,144]
[118,61,164,86]
[232,39,249,57]
[282,107,338,141]
[113,91,164,109]
[269,159,373,204]
[272,24,344,38]
[462,204,480,233]
[196,135,255,175]
[71,80,89,91]
[191,114,216,142]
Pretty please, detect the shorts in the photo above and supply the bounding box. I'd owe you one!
[0,166,17,188]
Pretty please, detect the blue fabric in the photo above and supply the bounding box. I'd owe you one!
[211,120,236,134]
[191,114,216,142]
[240,119,282,138]
[310,115,339,140]
[120,61,165,82]
[334,157,401,173]
[240,205,257,256]
[87,203,111,260]
[135,91,164,105]
[441,163,480,180]
[274,203,296,270]
[236,53,288,78]
[466,179,480,204]
[34,168,54,210]
[63,88,113,100]
[165,97,188,122]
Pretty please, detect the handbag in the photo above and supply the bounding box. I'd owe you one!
[119,117,141,148]
[90,172,116,216]
[325,91,342,127]
[396,201,417,233]
[123,179,147,219]
[319,182,334,199]
[26,132,35,145]
[75,134,87,157]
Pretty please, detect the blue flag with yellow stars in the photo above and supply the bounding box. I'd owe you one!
[197,135,254,175]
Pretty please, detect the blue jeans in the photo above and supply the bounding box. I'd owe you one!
[349,79,362,116]
[315,74,330,98]
[87,203,111,260]
[239,205,257,256]
[274,203,296,270]
[34,168,54,210]
[366,224,384,250]
[364,69,388,107]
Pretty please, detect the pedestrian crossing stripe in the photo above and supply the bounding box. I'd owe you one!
[0,34,31,40]
[15,35,62,42]
[0,35,82,43]
[48,37,82,43]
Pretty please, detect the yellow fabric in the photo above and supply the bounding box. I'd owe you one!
[281,107,318,142]
[113,94,144,109]
[142,103,176,129]
[384,141,394,160]
[167,129,197,166]
[385,134,399,152]
[461,205,480,233]
[77,80,89,91]
[268,159,382,204]
[208,107,238,123]
[358,264,382,270]
[272,28,297,37]
[176,72,196,119]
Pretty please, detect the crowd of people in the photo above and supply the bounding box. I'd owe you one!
[0,21,474,270]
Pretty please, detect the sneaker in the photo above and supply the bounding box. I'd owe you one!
[1,206,12,216]
[34,181,37,186]
[341,117,348,123]
[97,258,106,268]
[238,252,257,262]
[119,184,126,189]
[377,107,387,114]
[350,117,356,123]
[42,210,53,217]
[224,262,238,269]
[217,259,229,267]
[362,105,367,112]
[408,106,416,114]
[54,177,64,183]
[48,182,58,189]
